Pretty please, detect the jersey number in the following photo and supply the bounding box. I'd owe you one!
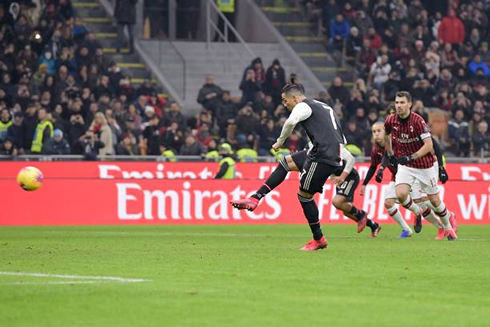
[313,100,337,130]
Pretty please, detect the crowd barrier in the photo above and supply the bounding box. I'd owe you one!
[1,162,488,225]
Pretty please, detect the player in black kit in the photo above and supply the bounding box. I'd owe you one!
[231,79,374,250]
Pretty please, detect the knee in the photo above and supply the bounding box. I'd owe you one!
[429,196,441,207]
[396,189,408,202]
[332,196,344,209]
[385,199,395,209]
[298,190,314,202]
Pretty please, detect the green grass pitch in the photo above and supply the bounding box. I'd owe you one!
[1,225,489,327]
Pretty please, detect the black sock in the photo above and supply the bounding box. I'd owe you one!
[349,206,362,221]
[366,218,376,229]
[298,195,323,240]
[252,159,289,200]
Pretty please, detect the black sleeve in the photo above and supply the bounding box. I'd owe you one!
[214,162,229,179]
[432,137,444,166]
[363,163,377,186]
[381,152,389,169]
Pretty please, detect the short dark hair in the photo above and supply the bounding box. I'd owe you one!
[395,91,412,102]
[281,77,305,96]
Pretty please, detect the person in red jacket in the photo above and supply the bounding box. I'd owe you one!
[438,10,465,46]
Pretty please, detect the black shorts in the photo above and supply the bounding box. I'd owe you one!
[291,150,308,171]
[335,169,359,202]
[299,157,339,194]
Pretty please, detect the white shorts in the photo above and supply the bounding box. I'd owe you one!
[395,164,439,196]
[384,181,424,201]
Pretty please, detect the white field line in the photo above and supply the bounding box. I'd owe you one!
[0,271,150,283]
[1,281,100,285]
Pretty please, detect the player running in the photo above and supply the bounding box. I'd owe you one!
[384,91,457,240]
[231,79,377,250]
[361,122,456,239]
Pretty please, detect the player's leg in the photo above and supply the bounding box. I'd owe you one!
[422,198,458,233]
[416,166,457,241]
[230,151,306,211]
[384,181,412,237]
[298,159,333,251]
[333,170,381,236]
[395,165,422,230]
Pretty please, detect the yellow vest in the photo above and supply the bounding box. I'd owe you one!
[236,148,258,163]
[162,149,177,162]
[219,156,236,179]
[31,120,54,153]
[205,150,220,162]
[0,120,12,133]
[217,0,235,13]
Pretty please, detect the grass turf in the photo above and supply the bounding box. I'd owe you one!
[0,224,489,327]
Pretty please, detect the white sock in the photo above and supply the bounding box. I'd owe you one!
[387,206,412,232]
[434,203,452,230]
[401,196,421,216]
[424,200,436,212]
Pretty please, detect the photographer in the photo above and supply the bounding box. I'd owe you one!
[78,130,105,160]
[68,114,87,154]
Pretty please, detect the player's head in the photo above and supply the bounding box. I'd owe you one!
[281,77,305,111]
[394,91,412,118]
[371,121,385,144]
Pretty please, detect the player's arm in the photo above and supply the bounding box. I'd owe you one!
[333,147,355,186]
[398,121,433,165]
[432,136,449,183]
[383,117,398,166]
[274,103,312,149]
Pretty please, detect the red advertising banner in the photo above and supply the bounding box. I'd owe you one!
[0,162,488,226]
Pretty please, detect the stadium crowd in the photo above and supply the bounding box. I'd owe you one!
[0,0,488,160]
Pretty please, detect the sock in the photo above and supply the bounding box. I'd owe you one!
[401,196,421,216]
[434,203,452,230]
[348,206,362,221]
[423,200,436,212]
[387,206,412,232]
[422,208,443,229]
[252,157,289,200]
[298,194,323,240]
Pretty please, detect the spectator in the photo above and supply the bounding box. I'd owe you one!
[435,89,452,112]
[44,129,71,155]
[89,112,113,156]
[6,112,24,152]
[214,0,236,42]
[163,102,187,131]
[448,109,470,157]
[257,117,279,156]
[344,119,364,149]
[352,10,373,35]
[478,42,490,63]
[116,132,140,155]
[358,39,376,74]
[383,70,401,103]
[0,108,12,143]
[0,138,16,156]
[468,54,490,77]
[329,14,350,51]
[197,76,223,115]
[263,59,286,108]
[114,0,137,53]
[235,104,259,146]
[345,26,362,66]
[79,130,105,160]
[438,10,465,46]
[363,27,382,51]
[239,69,261,106]
[216,91,237,138]
[328,77,350,105]
[142,114,163,155]
[161,122,183,153]
[440,42,460,68]
[412,80,436,107]
[30,108,53,154]
[369,54,391,89]
[472,121,489,156]
[345,89,365,119]
[180,135,204,156]
[242,57,265,85]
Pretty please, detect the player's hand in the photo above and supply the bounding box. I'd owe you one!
[359,185,366,196]
[398,156,414,165]
[332,176,344,186]
[271,142,281,152]
[439,166,449,184]
[375,169,384,183]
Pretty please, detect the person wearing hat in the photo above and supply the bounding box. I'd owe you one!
[43,129,71,155]
[214,143,236,179]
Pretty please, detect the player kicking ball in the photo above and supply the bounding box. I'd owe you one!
[384,91,457,241]
[230,78,380,251]
[361,122,456,239]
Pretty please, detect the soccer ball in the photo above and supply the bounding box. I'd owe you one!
[17,166,44,191]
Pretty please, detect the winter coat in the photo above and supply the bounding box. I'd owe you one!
[438,17,465,45]
[43,138,71,155]
[114,0,137,24]
[197,84,223,112]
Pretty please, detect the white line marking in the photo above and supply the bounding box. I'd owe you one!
[0,272,150,283]
[1,281,100,285]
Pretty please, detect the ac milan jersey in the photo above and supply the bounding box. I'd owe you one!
[384,113,435,169]
[371,144,396,181]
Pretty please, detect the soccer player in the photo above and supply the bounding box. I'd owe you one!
[361,122,455,239]
[231,78,351,251]
[384,91,457,240]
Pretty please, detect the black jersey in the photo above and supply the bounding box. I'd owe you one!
[300,99,346,166]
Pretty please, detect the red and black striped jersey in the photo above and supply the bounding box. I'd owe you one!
[384,112,435,169]
[371,144,396,181]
